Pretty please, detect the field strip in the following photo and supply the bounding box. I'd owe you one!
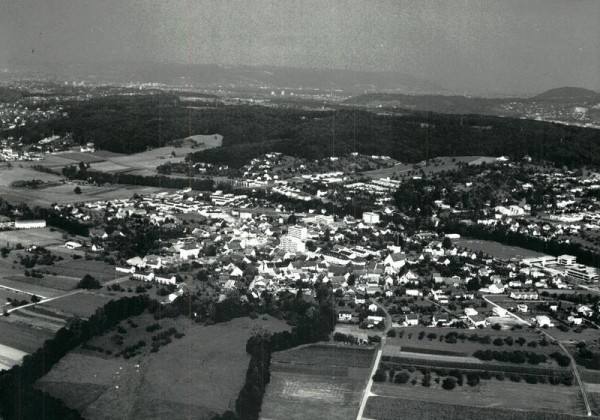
[0,283,47,298]
[0,343,27,370]
[399,351,483,364]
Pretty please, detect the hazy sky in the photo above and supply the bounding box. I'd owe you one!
[1,0,598,95]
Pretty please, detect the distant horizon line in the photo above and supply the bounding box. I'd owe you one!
[2,59,599,99]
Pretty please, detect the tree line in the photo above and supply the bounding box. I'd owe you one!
[62,165,215,191]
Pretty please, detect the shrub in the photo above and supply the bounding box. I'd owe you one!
[466,372,480,386]
[373,369,387,382]
[76,274,101,289]
[442,377,457,390]
[422,374,431,387]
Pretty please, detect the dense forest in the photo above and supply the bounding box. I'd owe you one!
[12,94,600,168]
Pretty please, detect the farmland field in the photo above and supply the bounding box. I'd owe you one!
[0,276,65,298]
[364,395,589,420]
[371,377,583,415]
[0,318,54,353]
[455,239,546,260]
[0,343,27,371]
[5,274,78,291]
[41,292,111,318]
[57,152,106,164]
[0,180,167,206]
[44,259,119,283]
[261,345,375,420]
[38,314,289,419]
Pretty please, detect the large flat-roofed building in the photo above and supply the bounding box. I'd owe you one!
[14,219,46,229]
[557,255,577,266]
[567,265,599,283]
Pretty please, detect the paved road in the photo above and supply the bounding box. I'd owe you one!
[540,329,593,417]
[356,301,392,420]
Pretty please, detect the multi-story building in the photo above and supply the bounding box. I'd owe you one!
[288,225,308,241]
[279,235,306,253]
[567,265,599,283]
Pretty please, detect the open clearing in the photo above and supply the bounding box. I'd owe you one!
[456,239,546,260]
[38,314,289,420]
[364,395,589,420]
[362,156,485,179]
[88,134,223,174]
[261,344,375,420]
[0,228,64,247]
[0,165,62,187]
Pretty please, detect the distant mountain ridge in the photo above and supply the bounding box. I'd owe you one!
[345,87,600,124]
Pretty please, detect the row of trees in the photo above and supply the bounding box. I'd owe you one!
[62,165,215,191]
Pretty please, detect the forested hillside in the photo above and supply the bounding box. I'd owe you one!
[14,94,600,168]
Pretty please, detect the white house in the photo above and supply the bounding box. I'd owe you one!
[384,252,406,271]
[65,241,82,250]
[405,289,422,297]
[338,311,352,322]
[179,243,201,260]
[155,275,177,285]
[535,315,554,327]
[15,219,46,229]
[404,313,419,326]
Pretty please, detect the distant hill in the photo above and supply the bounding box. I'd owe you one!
[533,87,600,102]
[344,93,508,114]
[346,87,600,125]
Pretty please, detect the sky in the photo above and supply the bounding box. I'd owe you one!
[1,0,599,95]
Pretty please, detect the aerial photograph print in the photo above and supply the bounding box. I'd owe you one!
[0,0,599,419]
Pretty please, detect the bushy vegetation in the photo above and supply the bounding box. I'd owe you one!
[76,274,102,290]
